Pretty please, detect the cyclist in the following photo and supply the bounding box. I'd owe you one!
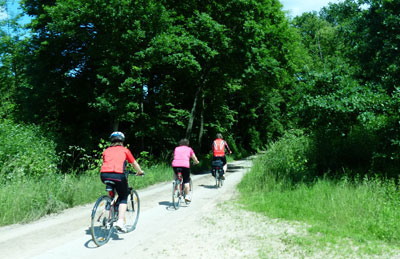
[171,138,199,202]
[100,131,144,232]
[212,133,232,179]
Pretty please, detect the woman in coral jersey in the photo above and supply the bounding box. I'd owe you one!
[100,131,144,232]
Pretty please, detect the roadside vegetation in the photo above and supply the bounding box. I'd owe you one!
[239,131,400,257]
[0,161,173,226]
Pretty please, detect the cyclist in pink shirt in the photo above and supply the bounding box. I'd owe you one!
[172,138,199,202]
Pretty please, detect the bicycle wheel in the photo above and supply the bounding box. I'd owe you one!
[219,171,224,188]
[172,180,181,209]
[215,172,220,188]
[125,189,140,232]
[90,195,115,246]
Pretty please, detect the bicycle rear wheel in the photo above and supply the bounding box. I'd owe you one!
[90,195,115,246]
[125,189,140,232]
[215,172,220,188]
[172,180,181,209]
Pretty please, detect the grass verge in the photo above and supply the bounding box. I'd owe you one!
[0,163,172,226]
[238,157,400,257]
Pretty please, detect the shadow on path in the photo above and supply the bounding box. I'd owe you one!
[199,184,217,189]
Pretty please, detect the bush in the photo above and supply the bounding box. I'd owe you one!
[0,120,58,182]
[240,129,316,191]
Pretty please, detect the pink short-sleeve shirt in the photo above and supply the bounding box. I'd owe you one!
[171,146,194,168]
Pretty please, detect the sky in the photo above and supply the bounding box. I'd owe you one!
[0,6,7,20]
[0,1,30,25]
[0,1,21,21]
[280,0,342,17]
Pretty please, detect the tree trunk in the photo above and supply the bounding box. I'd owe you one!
[112,119,119,131]
[185,85,202,139]
[186,67,210,141]
[317,33,323,61]
[198,96,204,149]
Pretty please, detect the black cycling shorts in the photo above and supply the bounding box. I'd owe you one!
[172,167,191,184]
[213,156,226,166]
[100,172,129,204]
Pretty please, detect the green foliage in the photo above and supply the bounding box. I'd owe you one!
[13,0,301,157]
[239,130,315,192]
[0,1,29,121]
[289,1,400,178]
[0,120,58,182]
[58,145,95,174]
[135,151,154,168]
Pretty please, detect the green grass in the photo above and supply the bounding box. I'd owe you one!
[0,163,172,226]
[241,178,400,242]
[239,158,400,256]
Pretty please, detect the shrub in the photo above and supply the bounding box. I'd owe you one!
[240,129,316,191]
[0,120,58,182]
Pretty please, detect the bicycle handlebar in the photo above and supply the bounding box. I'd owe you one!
[127,170,145,176]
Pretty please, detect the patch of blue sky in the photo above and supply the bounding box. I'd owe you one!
[280,0,343,17]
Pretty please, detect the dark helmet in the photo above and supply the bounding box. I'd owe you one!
[109,131,125,142]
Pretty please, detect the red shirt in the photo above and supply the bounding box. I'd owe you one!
[213,138,230,157]
[100,146,135,173]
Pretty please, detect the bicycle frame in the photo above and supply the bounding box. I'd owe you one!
[177,172,184,195]
[172,170,192,209]
[105,184,119,214]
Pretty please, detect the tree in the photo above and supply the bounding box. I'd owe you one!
[18,0,303,156]
[0,0,29,120]
[290,0,400,177]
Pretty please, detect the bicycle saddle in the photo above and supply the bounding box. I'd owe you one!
[104,180,116,191]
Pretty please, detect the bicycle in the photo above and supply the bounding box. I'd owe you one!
[90,170,143,246]
[211,159,224,188]
[172,169,193,210]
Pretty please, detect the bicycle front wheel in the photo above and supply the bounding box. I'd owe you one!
[125,189,140,232]
[90,195,114,247]
[172,180,181,209]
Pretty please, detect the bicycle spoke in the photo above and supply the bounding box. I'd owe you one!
[90,196,114,246]
[172,180,181,209]
[125,190,140,232]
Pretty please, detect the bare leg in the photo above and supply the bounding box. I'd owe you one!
[223,164,228,174]
[118,203,127,222]
[184,183,190,195]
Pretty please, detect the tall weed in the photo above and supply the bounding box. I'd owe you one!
[0,120,58,181]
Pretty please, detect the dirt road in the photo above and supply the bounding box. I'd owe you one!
[0,157,260,259]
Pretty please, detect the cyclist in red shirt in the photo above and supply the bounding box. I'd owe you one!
[100,131,144,232]
[212,133,232,179]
